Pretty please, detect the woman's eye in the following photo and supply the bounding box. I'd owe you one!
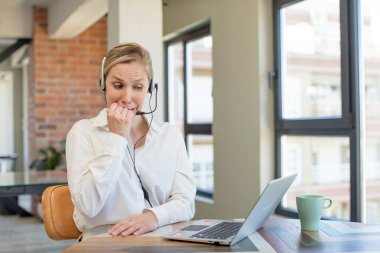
[134,86,143,91]
[113,83,123,89]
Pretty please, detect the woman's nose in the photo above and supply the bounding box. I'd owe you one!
[120,89,132,104]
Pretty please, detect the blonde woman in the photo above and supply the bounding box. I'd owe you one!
[66,42,196,240]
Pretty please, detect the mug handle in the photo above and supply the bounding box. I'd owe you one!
[323,198,332,209]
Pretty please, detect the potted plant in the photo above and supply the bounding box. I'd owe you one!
[29,139,66,172]
[29,140,66,219]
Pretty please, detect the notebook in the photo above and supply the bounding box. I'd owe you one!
[162,173,297,246]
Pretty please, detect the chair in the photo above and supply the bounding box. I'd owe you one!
[41,184,81,240]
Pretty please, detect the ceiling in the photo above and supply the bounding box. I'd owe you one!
[0,0,52,44]
[4,0,52,7]
[0,0,49,57]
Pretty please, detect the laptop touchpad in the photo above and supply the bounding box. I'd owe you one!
[180,225,209,231]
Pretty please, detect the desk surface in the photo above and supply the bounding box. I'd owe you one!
[0,170,67,187]
[62,218,380,253]
[0,170,67,196]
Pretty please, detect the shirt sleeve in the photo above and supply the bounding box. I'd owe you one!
[145,127,196,227]
[66,122,128,218]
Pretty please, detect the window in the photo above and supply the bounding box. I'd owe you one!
[0,71,14,165]
[362,0,380,223]
[165,24,213,198]
[341,145,350,164]
[274,0,360,221]
[275,0,380,223]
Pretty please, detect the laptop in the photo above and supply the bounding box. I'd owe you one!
[162,173,297,246]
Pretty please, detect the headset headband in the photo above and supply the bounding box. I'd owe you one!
[99,56,153,93]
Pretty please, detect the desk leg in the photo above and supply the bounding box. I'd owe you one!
[0,197,31,216]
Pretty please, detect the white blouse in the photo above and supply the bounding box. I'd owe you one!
[66,109,196,236]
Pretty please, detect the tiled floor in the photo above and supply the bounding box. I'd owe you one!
[0,215,75,253]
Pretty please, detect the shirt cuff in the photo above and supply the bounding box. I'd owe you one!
[143,206,170,227]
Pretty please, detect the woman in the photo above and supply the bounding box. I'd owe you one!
[66,42,196,240]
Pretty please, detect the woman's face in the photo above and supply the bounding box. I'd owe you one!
[105,61,149,114]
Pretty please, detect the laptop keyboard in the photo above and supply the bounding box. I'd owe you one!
[190,221,243,240]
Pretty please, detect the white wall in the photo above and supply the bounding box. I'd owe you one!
[0,0,33,38]
[108,0,164,122]
[163,0,274,219]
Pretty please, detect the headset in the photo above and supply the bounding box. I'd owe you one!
[99,57,155,93]
[99,57,158,115]
[98,56,158,207]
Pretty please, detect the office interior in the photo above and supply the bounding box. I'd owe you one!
[1,0,380,248]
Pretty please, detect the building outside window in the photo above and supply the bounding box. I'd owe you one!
[165,25,214,198]
[274,0,380,223]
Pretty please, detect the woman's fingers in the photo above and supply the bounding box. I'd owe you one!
[110,105,133,121]
[121,223,143,237]
[120,107,128,118]
[109,213,158,237]
[110,218,140,236]
[132,226,149,236]
[107,104,134,138]
[110,224,126,236]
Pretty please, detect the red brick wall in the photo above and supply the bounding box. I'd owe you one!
[29,7,107,161]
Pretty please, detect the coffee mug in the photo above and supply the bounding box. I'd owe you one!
[296,195,332,231]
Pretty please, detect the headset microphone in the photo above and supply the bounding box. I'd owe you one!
[99,56,157,116]
[136,83,158,115]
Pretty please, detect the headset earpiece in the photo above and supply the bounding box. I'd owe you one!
[148,64,156,93]
[100,56,155,93]
[99,57,106,91]
[148,79,153,93]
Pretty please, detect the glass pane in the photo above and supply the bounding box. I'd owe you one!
[186,36,213,123]
[281,136,350,220]
[187,135,214,194]
[0,72,14,156]
[281,0,342,119]
[168,42,184,134]
[361,0,380,223]
[0,158,15,172]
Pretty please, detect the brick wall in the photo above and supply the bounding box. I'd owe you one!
[29,7,107,162]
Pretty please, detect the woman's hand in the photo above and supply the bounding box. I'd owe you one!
[107,103,134,138]
[108,210,158,237]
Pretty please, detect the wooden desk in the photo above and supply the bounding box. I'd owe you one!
[63,236,264,252]
[0,170,67,197]
[0,170,66,215]
[63,218,380,253]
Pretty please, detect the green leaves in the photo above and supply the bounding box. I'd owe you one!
[29,140,66,171]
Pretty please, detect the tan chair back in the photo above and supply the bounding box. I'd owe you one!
[42,185,81,240]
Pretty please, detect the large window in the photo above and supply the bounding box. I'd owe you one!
[165,25,213,198]
[0,71,14,171]
[362,0,380,223]
[274,0,364,221]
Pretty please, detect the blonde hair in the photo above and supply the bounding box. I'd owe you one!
[103,42,153,84]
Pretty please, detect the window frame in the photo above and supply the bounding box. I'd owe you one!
[273,0,362,221]
[164,23,213,198]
